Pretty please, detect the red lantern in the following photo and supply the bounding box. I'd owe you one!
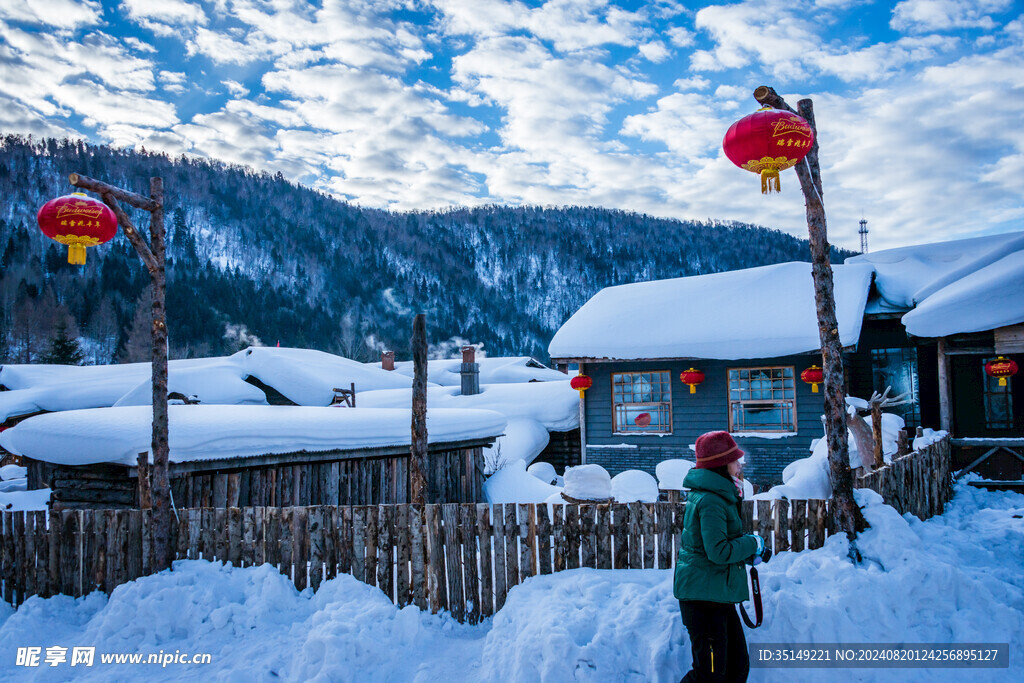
[723,107,815,194]
[801,364,823,393]
[680,368,704,394]
[570,373,592,399]
[37,192,118,265]
[634,412,652,427]
[985,357,1018,387]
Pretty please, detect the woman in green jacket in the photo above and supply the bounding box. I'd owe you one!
[674,431,771,682]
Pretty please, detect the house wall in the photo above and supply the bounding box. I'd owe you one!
[580,356,826,488]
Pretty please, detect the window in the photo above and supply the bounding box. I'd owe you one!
[983,357,1014,430]
[612,371,672,433]
[728,366,796,432]
[871,347,920,430]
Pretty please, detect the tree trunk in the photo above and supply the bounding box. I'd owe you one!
[753,87,868,543]
[410,314,429,504]
[149,176,173,571]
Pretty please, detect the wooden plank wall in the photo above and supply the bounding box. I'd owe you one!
[0,437,953,621]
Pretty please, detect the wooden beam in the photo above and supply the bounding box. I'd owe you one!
[68,173,159,212]
[936,338,953,434]
[578,362,587,465]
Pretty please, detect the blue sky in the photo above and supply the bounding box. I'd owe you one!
[1,0,1022,251]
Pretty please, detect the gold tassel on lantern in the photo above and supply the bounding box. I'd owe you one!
[761,169,781,194]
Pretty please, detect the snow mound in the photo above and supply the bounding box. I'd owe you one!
[758,412,908,500]
[483,418,550,470]
[0,465,26,481]
[526,462,558,486]
[384,356,568,385]
[484,460,562,504]
[656,459,695,491]
[610,470,659,503]
[563,464,612,501]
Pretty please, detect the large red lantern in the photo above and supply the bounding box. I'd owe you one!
[680,368,705,394]
[723,107,815,194]
[801,364,823,393]
[37,192,118,265]
[985,357,1018,387]
[570,373,592,399]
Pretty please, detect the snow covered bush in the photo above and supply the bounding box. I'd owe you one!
[610,470,659,503]
[562,464,612,501]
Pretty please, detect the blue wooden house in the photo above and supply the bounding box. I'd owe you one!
[549,232,1024,488]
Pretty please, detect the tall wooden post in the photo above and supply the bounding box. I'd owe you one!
[69,172,174,570]
[936,338,953,434]
[753,86,868,542]
[410,314,429,504]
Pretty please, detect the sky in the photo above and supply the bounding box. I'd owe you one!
[1,0,1022,252]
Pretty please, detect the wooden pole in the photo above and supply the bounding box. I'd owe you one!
[410,314,429,504]
[137,452,152,510]
[936,338,953,434]
[871,404,884,468]
[753,86,867,542]
[69,172,173,571]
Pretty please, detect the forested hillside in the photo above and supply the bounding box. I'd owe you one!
[0,135,854,364]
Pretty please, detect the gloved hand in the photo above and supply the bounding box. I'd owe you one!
[749,534,772,565]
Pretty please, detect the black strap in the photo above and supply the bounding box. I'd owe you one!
[740,566,762,628]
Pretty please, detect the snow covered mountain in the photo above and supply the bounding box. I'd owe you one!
[0,135,854,363]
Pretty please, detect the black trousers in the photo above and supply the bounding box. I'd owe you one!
[679,600,749,683]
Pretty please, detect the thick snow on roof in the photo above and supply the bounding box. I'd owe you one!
[548,262,874,360]
[846,230,1024,311]
[357,381,579,432]
[0,347,412,422]
[901,249,1024,337]
[0,405,506,467]
[375,356,568,385]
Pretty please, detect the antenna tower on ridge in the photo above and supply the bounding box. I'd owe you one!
[859,218,869,253]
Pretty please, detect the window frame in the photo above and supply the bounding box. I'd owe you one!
[982,356,1014,430]
[727,365,798,434]
[610,370,673,435]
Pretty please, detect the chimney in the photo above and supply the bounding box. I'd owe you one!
[381,351,395,371]
[460,345,480,395]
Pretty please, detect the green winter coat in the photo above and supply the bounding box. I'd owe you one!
[673,468,757,604]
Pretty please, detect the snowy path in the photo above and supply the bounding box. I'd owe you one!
[0,483,1020,682]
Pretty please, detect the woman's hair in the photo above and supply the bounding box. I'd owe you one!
[707,465,733,482]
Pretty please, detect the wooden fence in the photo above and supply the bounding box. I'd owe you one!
[0,436,951,621]
[855,434,952,520]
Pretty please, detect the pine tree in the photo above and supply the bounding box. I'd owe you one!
[40,318,84,365]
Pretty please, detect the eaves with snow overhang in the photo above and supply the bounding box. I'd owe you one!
[846,230,1024,340]
[548,261,874,362]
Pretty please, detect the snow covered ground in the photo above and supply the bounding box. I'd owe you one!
[0,482,1019,682]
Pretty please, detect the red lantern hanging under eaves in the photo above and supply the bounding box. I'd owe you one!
[570,373,592,399]
[723,107,815,194]
[680,368,705,394]
[985,357,1018,386]
[801,364,823,393]
[37,192,118,265]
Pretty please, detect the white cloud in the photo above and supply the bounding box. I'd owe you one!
[121,0,208,36]
[890,0,1011,33]
[0,0,102,29]
[665,26,694,47]
[673,76,710,91]
[223,79,248,97]
[638,40,670,63]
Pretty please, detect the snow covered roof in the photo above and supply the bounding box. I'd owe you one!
[0,347,413,423]
[357,381,580,432]
[0,405,507,467]
[378,356,568,385]
[846,230,1024,313]
[846,230,1024,337]
[548,262,874,361]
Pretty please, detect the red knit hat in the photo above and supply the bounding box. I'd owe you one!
[695,431,744,468]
